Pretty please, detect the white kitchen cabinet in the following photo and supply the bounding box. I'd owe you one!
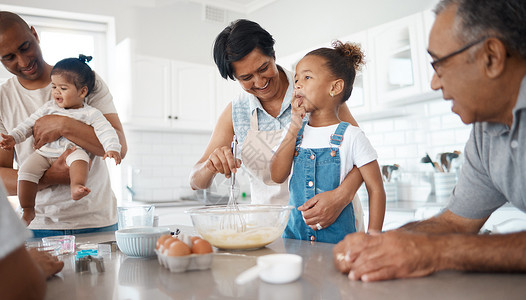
[115,39,217,131]
[278,33,372,116]
[214,76,243,125]
[368,13,428,106]
[170,61,217,131]
[277,10,439,121]
[422,9,438,94]
[129,56,172,128]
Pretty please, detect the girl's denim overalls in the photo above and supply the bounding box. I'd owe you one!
[282,121,356,244]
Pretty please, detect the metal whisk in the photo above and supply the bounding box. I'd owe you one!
[220,135,246,232]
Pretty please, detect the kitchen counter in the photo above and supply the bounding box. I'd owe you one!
[45,226,526,300]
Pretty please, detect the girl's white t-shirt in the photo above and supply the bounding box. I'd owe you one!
[300,123,378,184]
[276,122,378,232]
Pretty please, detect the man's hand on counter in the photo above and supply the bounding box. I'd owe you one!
[333,230,438,282]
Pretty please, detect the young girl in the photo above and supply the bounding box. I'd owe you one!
[271,41,385,243]
[0,55,121,225]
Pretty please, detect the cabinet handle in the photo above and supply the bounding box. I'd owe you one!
[168,115,172,119]
[174,116,178,120]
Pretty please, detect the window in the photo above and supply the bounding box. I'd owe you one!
[0,5,115,85]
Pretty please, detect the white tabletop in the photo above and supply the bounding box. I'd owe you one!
[45,225,526,300]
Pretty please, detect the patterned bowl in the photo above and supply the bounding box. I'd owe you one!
[115,227,171,258]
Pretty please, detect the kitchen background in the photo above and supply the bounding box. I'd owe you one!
[3,0,524,231]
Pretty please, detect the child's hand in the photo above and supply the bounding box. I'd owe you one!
[22,207,36,226]
[290,91,307,130]
[0,133,15,150]
[103,151,122,165]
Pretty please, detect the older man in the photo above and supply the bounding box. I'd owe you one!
[333,0,526,281]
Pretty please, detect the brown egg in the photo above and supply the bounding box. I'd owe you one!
[192,238,213,254]
[161,237,179,254]
[167,240,191,256]
[156,234,172,249]
[190,236,200,243]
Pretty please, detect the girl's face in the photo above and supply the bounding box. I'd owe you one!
[232,48,281,102]
[51,74,87,109]
[294,55,335,112]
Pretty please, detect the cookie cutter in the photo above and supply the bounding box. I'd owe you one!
[75,254,105,273]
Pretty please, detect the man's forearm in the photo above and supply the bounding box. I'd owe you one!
[400,218,460,234]
[397,211,526,272]
[61,119,105,156]
[437,231,526,272]
[400,209,487,235]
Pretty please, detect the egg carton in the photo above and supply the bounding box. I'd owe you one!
[155,249,213,273]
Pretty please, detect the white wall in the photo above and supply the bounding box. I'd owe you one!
[120,96,471,202]
[0,0,243,65]
[249,0,440,58]
[3,0,439,65]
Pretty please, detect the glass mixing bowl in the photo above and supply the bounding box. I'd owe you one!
[186,205,293,250]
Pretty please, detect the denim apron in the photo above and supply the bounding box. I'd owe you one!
[282,121,356,244]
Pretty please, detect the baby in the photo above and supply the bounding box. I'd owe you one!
[0,55,121,225]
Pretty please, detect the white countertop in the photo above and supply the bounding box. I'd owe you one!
[44,226,526,300]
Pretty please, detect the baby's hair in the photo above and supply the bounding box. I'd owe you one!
[51,54,96,97]
[306,40,365,102]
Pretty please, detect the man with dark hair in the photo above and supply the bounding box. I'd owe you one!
[333,0,526,281]
[0,11,127,237]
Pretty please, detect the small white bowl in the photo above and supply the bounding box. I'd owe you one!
[116,227,170,258]
[236,254,303,285]
[258,254,303,284]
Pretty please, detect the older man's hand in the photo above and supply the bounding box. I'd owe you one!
[333,230,439,282]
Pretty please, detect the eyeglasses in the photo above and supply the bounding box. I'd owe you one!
[430,36,489,74]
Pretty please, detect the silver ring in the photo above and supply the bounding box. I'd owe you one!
[316,223,323,230]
